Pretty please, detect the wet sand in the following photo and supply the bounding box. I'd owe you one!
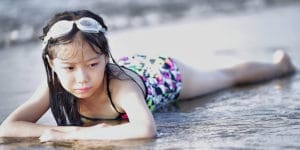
[0,5,300,149]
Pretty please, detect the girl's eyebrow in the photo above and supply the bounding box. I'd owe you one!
[60,55,101,64]
[85,55,101,62]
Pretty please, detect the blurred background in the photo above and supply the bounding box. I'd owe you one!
[1,0,300,149]
[0,0,299,48]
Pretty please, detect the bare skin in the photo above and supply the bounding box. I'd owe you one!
[176,50,296,100]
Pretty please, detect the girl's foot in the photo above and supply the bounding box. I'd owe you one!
[273,50,296,76]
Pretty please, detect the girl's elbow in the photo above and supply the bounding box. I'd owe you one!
[0,121,22,137]
[0,124,10,137]
[140,124,157,139]
[0,126,4,137]
[149,126,157,138]
[146,129,157,139]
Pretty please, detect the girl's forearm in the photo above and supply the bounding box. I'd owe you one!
[65,123,156,140]
[0,121,77,137]
[1,121,156,141]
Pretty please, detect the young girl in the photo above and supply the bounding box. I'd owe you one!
[0,10,296,142]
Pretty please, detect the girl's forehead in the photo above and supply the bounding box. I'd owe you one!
[54,35,101,62]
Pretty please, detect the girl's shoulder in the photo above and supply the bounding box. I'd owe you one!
[106,63,146,96]
[107,69,146,113]
[106,63,139,81]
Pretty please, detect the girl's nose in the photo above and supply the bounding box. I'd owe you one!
[75,68,88,84]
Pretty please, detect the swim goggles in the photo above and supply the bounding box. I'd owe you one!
[43,17,106,44]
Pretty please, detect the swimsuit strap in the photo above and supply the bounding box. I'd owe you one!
[80,113,119,121]
[106,73,122,114]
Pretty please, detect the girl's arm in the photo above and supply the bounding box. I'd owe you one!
[40,79,157,141]
[0,80,78,137]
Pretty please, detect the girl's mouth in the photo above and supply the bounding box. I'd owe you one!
[75,87,92,93]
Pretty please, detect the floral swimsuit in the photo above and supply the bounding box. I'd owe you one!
[118,54,182,111]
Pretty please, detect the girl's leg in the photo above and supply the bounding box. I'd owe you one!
[175,50,296,100]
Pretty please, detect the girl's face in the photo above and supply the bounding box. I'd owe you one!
[50,34,107,99]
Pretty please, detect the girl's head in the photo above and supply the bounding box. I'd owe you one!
[42,10,109,56]
[41,10,111,125]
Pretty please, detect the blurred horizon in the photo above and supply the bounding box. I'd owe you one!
[0,0,299,48]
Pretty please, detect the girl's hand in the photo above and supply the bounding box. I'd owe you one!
[39,123,110,142]
[95,123,110,128]
[39,129,66,142]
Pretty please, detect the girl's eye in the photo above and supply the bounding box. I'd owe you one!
[64,66,74,71]
[89,63,99,68]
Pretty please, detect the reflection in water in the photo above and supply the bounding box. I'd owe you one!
[0,137,41,149]
[0,137,154,149]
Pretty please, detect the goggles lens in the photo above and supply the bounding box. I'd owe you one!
[43,17,106,43]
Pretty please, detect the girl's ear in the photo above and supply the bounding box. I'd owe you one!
[46,55,55,71]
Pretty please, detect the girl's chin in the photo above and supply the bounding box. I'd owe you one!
[73,93,91,99]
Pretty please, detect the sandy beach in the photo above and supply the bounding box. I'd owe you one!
[0,3,300,149]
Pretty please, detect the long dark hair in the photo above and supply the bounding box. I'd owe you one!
[40,10,122,126]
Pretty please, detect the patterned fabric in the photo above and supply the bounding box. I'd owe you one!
[118,54,182,111]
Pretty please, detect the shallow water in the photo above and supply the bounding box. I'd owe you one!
[1,76,299,149]
[1,3,300,150]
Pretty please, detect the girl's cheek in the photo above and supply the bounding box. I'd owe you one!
[56,72,72,87]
